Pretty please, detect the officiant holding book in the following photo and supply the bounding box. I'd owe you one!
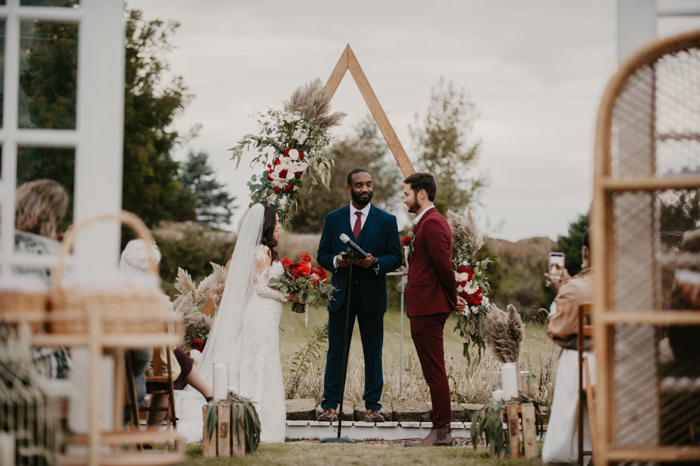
[316,168,402,423]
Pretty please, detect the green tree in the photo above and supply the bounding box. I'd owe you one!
[556,212,589,276]
[410,78,487,215]
[290,115,402,232]
[179,151,236,227]
[122,9,196,227]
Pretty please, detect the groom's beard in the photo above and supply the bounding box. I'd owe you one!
[406,199,420,214]
[352,190,373,206]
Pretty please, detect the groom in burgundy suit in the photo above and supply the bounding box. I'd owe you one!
[403,173,467,446]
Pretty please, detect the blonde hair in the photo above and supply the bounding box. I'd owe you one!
[15,179,69,239]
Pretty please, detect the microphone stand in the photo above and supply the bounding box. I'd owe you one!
[321,247,357,444]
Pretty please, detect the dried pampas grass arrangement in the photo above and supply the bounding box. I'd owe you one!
[284,78,346,129]
[482,304,525,364]
[447,208,485,257]
[172,263,228,350]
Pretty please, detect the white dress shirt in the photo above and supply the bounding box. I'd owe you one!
[350,202,371,230]
[333,203,379,273]
[413,205,435,225]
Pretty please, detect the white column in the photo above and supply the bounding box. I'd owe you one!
[73,0,125,270]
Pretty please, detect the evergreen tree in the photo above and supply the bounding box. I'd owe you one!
[410,78,487,215]
[179,151,236,227]
[556,212,589,276]
[122,9,196,227]
[290,115,402,232]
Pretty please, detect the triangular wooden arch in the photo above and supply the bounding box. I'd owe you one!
[326,44,415,178]
[201,45,413,317]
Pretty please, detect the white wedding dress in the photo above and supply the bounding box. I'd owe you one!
[230,244,288,443]
[174,237,288,444]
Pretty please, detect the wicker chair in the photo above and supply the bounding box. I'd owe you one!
[592,29,700,465]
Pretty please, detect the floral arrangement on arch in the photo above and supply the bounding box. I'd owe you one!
[230,79,346,227]
[268,253,336,326]
[448,209,494,364]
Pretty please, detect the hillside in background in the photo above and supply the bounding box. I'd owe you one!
[487,236,557,319]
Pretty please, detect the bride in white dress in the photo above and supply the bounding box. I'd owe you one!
[175,203,302,444]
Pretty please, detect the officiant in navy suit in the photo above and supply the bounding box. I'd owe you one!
[316,168,402,423]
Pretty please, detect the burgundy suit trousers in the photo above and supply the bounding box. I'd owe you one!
[410,312,451,429]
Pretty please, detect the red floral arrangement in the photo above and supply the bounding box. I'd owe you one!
[189,338,205,352]
[269,253,335,317]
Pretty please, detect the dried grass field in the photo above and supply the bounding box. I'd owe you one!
[279,303,557,406]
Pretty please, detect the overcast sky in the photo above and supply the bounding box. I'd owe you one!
[128,0,700,242]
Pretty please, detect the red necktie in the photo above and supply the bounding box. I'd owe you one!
[353,211,362,240]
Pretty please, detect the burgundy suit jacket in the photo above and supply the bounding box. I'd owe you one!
[406,207,457,317]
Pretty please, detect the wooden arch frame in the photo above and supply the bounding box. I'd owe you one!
[201,45,415,316]
[325,44,415,178]
[591,29,700,466]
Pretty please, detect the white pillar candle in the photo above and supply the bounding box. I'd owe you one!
[213,363,228,401]
[492,389,504,402]
[501,363,519,401]
[0,432,15,466]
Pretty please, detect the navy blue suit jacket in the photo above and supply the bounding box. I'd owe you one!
[317,204,402,313]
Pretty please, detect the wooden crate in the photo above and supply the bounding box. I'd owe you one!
[503,403,538,460]
[202,404,246,458]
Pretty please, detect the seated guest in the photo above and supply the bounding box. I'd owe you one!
[13,179,71,379]
[542,230,594,465]
[120,239,213,435]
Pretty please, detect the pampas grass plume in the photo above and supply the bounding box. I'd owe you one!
[483,304,525,364]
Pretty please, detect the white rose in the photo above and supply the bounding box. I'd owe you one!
[288,149,299,160]
[481,296,490,307]
[457,285,463,293]
[471,306,479,315]
[464,279,479,294]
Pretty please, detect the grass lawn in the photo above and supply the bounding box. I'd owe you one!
[180,443,545,466]
[278,303,557,405]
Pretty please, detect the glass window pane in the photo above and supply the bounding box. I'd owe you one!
[14,146,75,233]
[20,0,79,6]
[19,19,78,129]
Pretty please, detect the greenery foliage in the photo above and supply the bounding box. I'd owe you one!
[470,400,510,457]
[179,151,236,228]
[123,9,197,227]
[555,212,589,277]
[284,323,329,399]
[157,230,235,299]
[410,78,487,215]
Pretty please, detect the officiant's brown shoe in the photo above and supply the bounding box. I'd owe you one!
[317,408,337,422]
[365,409,385,422]
[407,426,453,447]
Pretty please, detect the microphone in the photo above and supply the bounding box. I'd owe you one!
[339,233,369,257]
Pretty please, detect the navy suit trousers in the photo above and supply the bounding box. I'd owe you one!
[322,276,384,412]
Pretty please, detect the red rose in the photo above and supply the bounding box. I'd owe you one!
[314,266,328,282]
[292,261,313,277]
[274,187,281,193]
[299,152,304,159]
[267,175,273,181]
[284,148,290,157]
[458,265,468,273]
[296,171,304,176]
[460,281,467,288]
[274,159,281,165]
[401,236,412,245]
[284,184,293,192]
[465,289,483,306]
[190,338,204,351]
[282,258,292,268]
[300,253,312,261]
[279,169,288,179]
[267,163,272,169]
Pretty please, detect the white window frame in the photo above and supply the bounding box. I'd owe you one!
[0,0,125,275]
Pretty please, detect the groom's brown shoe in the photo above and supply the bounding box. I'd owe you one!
[408,426,453,447]
[317,408,337,422]
[365,409,385,422]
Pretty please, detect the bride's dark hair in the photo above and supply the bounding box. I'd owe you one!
[261,205,280,263]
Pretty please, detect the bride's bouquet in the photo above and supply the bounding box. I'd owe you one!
[448,209,494,364]
[230,79,345,227]
[268,253,336,324]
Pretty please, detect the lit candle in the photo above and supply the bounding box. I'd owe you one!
[213,364,228,401]
[501,363,519,401]
[492,389,504,402]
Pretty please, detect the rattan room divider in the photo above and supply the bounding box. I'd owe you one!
[592,29,700,465]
